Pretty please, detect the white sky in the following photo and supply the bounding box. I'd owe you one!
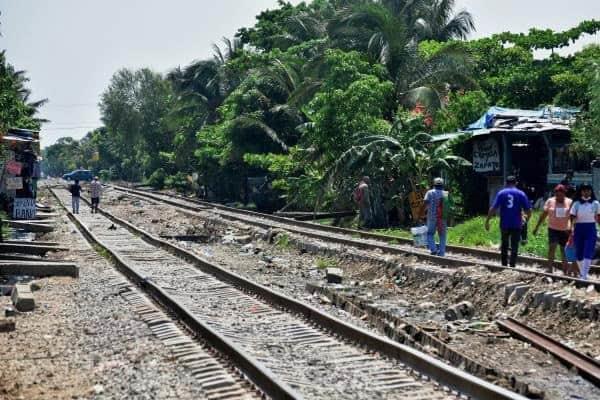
[0,0,598,147]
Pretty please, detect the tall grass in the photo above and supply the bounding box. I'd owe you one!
[377,211,549,258]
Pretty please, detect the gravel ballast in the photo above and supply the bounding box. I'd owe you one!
[0,191,207,400]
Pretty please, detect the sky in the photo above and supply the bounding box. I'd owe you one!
[0,0,599,148]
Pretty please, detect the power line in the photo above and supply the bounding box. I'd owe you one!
[42,126,100,131]
[43,103,98,108]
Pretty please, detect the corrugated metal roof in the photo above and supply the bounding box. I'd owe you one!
[431,106,574,142]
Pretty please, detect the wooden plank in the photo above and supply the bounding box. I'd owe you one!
[6,220,55,233]
[2,240,60,246]
[0,243,68,255]
[0,262,79,278]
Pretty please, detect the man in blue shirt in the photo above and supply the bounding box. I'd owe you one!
[485,176,532,268]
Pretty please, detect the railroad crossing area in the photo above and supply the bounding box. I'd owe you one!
[1,184,599,399]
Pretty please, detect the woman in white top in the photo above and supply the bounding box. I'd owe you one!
[569,183,600,280]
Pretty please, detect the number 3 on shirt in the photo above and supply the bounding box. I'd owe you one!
[507,194,514,209]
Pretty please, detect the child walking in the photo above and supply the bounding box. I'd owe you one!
[569,183,600,280]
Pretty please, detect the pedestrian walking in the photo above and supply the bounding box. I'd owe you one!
[532,185,573,274]
[424,178,450,256]
[89,176,103,214]
[69,180,82,214]
[485,176,532,268]
[354,176,373,229]
[569,183,600,280]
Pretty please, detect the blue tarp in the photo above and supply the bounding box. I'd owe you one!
[467,107,544,130]
[467,106,580,130]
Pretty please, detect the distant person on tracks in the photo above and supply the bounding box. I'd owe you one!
[354,176,373,229]
[569,183,600,280]
[424,178,450,256]
[89,176,102,214]
[69,180,82,214]
[532,184,573,274]
[485,176,532,268]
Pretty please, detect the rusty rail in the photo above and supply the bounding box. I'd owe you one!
[497,317,600,387]
[111,185,600,291]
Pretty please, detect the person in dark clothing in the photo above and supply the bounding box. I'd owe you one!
[485,176,532,268]
[69,180,82,214]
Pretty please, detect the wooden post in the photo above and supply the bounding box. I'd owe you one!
[542,134,553,175]
[501,134,510,183]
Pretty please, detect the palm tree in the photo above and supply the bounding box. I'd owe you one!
[329,2,475,112]
[0,51,48,129]
[325,116,470,226]
[168,37,244,126]
[416,0,475,41]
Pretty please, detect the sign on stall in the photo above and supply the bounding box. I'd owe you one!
[408,190,426,221]
[6,160,22,175]
[5,176,23,190]
[13,198,36,220]
[473,138,500,173]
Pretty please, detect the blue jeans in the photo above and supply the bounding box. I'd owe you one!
[427,220,447,256]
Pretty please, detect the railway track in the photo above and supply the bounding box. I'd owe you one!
[50,186,525,400]
[111,185,600,291]
[497,318,600,387]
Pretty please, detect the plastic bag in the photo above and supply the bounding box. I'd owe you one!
[565,235,577,263]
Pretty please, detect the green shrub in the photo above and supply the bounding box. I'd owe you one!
[275,233,292,249]
[316,257,338,270]
[146,168,167,189]
[164,172,190,191]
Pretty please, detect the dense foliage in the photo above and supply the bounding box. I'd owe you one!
[42,0,600,224]
[0,50,46,132]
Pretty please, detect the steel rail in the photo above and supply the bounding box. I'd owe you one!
[497,317,600,387]
[49,188,301,400]
[60,186,530,400]
[122,185,600,274]
[111,185,600,291]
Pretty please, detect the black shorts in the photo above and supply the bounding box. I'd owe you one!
[548,228,569,246]
[91,197,100,206]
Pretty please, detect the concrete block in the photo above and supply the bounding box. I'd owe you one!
[445,301,475,321]
[531,291,545,308]
[326,268,343,284]
[11,284,35,312]
[504,282,526,303]
[0,318,15,332]
[513,285,531,301]
[542,291,561,310]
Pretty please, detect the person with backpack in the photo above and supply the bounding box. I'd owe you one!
[569,183,600,280]
[485,176,532,268]
[69,180,82,214]
[424,178,451,256]
[354,176,373,229]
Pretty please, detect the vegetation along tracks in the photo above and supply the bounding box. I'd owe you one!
[111,185,600,291]
[50,186,525,400]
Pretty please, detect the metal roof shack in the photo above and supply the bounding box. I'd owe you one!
[433,107,587,206]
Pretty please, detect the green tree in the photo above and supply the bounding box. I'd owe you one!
[99,68,174,180]
[0,51,47,131]
[573,60,600,155]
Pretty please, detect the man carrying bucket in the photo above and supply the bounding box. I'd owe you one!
[424,178,450,256]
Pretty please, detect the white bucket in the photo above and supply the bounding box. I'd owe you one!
[410,225,428,247]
